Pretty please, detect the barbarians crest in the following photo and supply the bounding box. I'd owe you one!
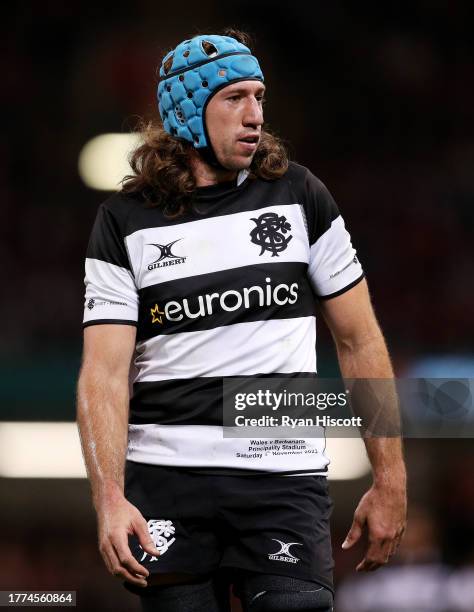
[250,212,292,257]
[139,519,176,562]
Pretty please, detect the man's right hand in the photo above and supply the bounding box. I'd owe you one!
[95,486,161,588]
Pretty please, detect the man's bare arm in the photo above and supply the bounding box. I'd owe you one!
[318,278,407,571]
[77,325,134,499]
[76,324,159,587]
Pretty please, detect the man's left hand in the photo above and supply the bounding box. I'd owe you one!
[341,483,407,571]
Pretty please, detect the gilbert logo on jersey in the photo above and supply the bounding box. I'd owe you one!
[147,239,187,270]
[150,277,299,325]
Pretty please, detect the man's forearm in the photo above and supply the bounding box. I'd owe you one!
[76,363,130,507]
[335,333,406,487]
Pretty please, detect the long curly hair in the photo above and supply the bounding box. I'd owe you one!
[122,29,288,218]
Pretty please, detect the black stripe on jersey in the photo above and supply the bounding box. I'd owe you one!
[83,319,138,328]
[136,262,315,340]
[90,163,340,251]
[110,176,299,237]
[286,164,341,246]
[86,203,132,269]
[130,372,318,425]
[318,272,365,300]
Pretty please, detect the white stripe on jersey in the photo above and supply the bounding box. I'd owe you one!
[84,258,138,324]
[127,423,330,473]
[133,317,316,383]
[125,203,309,290]
[307,216,363,297]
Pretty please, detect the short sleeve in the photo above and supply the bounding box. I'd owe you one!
[83,203,139,327]
[303,171,364,299]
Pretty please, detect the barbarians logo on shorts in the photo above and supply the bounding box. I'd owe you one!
[147,239,187,271]
[268,539,303,564]
[139,519,176,562]
[250,212,292,257]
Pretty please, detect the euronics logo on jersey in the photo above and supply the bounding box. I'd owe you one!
[147,239,187,270]
[150,277,299,324]
[268,539,302,564]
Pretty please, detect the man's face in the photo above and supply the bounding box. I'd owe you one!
[205,80,265,170]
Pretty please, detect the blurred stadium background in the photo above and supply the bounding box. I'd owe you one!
[1,1,473,610]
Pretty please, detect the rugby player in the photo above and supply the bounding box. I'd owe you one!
[77,29,407,612]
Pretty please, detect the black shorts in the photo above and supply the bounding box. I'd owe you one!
[123,461,334,595]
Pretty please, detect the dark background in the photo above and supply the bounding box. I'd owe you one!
[1,1,473,610]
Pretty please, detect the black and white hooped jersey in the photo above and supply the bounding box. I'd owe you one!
[82,161,364,476]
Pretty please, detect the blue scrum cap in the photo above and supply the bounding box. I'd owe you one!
[157,34,264,151]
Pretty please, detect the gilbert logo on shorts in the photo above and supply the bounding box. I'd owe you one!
[268,539,302,564]
[139,519,176,562]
